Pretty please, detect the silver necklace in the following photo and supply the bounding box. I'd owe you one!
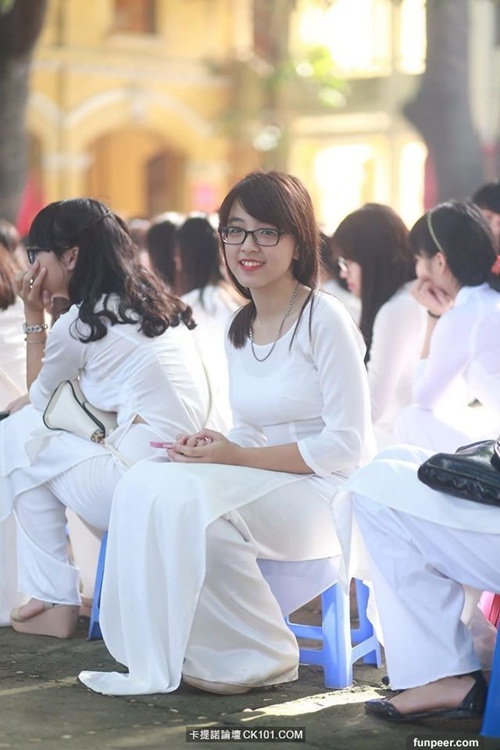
[248,282,300,362]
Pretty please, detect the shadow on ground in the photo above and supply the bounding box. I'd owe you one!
[0,615,495,750]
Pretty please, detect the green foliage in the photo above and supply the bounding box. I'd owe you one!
[296,45,347,103]
[0,0,15,13]
[270,44,348,109]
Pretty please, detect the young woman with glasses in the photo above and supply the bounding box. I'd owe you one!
[0,198,210,636]
[332,204,427,449]
[79,170,372,696]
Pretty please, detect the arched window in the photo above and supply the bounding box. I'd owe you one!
[146,151,185,217]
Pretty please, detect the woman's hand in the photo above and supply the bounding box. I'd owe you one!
[15,262,51,318]
[168,429,242,465]
[410,278,453,318]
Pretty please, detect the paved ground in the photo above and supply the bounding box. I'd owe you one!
[1,614,497,750]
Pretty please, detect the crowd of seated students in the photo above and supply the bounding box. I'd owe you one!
[0,175,499,726]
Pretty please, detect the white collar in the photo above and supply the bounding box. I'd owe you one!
[454,283,489,306]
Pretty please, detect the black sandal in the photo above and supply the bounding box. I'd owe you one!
[364,671,487,723]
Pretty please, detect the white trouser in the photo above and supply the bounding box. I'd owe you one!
[395,403,496,453]
[0,515,27,624]
[66,511,103,601]
[183,490,338,683]
[79,463,339,695]
[353,494,500,689]
[14,455,123,604]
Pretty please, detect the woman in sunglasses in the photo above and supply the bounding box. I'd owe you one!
[79,170,372,697]
[0,198,210,636]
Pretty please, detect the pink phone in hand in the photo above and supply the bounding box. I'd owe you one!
[149,441,176,449]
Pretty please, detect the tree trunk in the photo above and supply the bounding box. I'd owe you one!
[0,0,47,223]
[403,0,484,203]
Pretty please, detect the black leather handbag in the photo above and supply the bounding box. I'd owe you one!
[417,437,500,507]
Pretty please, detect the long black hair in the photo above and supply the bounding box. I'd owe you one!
[409,200,500,292]
[146,213,181,290]
[174,215,224,300]
[28,198,195,342]
[218,171,320,348]
[331,203,414,361]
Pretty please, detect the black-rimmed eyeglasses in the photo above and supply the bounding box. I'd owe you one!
[219,226,287,247]
[337,256,350,273]
[26,246,49,265]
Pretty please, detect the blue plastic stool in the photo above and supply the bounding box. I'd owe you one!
[286,579,381,689]
[481,599,500,738]
[89,536,381,690]
[87,531,108,640]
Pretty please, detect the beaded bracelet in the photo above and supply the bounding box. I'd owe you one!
[23,322,48,334]
[427,310,441,320]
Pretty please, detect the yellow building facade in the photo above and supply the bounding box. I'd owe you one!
[27,0,428,227]
[28,0,253,220]
[288,0,427,232]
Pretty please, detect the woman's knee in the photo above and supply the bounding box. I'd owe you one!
[374,443,433,465]
[205,516,253,575]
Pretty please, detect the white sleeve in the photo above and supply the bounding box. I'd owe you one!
[368,294,424,423]
[412,304,470,409]
[29,306,88,411]
[297,297,371,476]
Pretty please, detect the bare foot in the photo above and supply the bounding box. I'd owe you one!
[388,675,475,715]
[15,598,51,621]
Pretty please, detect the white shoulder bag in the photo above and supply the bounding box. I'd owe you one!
[43,380,118,444]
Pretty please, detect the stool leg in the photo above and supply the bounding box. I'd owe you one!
[352,579,382,666]
[481,631,500,737]
[286,575,381,689]
[321,584,352,689]
[87,532,108,641]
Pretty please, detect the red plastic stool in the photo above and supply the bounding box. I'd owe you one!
[479,591,500,628]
